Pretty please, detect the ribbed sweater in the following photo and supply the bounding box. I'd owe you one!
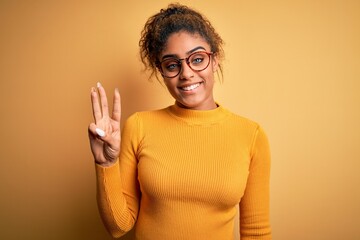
[95,104,271,240]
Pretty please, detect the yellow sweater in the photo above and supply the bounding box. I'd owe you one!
[95,104,271,240]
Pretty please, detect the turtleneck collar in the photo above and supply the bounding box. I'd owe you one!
[166,102,230,125]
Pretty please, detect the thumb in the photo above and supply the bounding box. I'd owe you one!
[88,123,106,138]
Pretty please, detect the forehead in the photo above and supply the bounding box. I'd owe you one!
[161,31,211,57]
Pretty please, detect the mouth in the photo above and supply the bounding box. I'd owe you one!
[178,82,202,91]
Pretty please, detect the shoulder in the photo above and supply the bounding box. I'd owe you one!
[222,110,270,160]
[222,107,260,131]
[220,106,269,145]
[121,108,170,142]
[124,107,171,128]
[126,107,169,121]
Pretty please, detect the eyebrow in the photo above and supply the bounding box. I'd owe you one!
[161,46,207,61]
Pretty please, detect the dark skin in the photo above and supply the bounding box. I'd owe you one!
[88,32,219,167]
[88,83,121,167]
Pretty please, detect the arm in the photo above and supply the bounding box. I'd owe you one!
[88,83,140,237]
[239,126,272,240]
[96,114,141,238]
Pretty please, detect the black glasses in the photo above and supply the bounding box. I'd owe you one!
[158,51,213,78]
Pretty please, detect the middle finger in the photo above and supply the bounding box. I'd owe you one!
[97,82,109,118]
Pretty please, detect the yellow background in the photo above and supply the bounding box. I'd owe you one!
[1,1,359,239]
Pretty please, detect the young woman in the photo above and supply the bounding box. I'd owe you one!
[88,3,271,240]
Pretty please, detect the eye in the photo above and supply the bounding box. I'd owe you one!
[190,53,206,65]
[162,59,180,72]
[166,63,180,71]
[192,57,204,64]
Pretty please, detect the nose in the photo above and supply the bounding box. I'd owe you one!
[179,60,194,80]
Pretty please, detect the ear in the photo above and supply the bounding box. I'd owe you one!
[212,55,219,72]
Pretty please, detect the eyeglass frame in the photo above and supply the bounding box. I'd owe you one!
[157,51,214,78]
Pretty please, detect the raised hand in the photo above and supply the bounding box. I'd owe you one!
[88,82,121,166]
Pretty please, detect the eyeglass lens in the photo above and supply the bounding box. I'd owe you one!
[160,52,211,78]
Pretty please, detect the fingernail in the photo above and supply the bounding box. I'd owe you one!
[95,128,106,137]
[97,82,102,88]
[91,87,96,92]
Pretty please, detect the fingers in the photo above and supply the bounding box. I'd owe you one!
[91,82,114,123]
[88,123,111,148]
[88,123,106,138]
[88,123,106,164]
[97,82,110,118]
[112,88,121,122]
[90,82,121,124]
[91,87,102,123]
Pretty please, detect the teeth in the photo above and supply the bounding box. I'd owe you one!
[181,83,200,91]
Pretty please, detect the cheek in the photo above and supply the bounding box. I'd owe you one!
[164,80,178,93]
[200,69,216,83]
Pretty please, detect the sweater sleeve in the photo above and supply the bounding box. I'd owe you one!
[239,126,272,239]
[95,114,141,238]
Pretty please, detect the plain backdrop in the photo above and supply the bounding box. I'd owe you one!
[0,0,359,239]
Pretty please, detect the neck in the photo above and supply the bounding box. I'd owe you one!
[175,100,218,111]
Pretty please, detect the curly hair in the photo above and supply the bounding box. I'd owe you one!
[139,3,224,81]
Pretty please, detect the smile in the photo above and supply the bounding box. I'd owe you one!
[179,83,201,91]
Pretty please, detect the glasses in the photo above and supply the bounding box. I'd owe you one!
[158,51,213,78]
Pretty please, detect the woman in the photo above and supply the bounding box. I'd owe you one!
[88,3,271,240]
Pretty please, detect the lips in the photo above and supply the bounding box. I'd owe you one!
[179,82,201,91]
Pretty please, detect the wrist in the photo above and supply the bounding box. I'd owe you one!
[95,159,118,168]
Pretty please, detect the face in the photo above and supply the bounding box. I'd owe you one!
[159,31,219,110]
